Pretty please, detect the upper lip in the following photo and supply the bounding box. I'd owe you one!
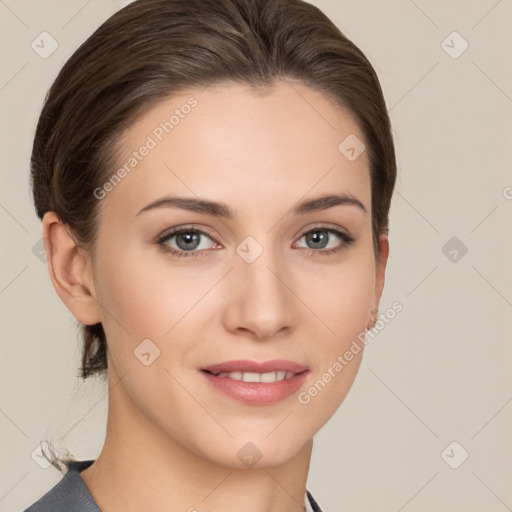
[201,359,309,374]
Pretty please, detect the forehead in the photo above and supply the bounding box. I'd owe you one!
[102,80,371,218]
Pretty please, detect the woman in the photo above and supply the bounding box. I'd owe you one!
[25,0,396,510]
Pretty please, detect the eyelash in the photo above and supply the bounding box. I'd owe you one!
[156,224,356,260]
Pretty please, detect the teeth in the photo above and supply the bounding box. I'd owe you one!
[214,371,295,382]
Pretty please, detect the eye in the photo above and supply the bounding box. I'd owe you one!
[293,225,355,256]
[156,224,355,260]
[156,226,219,259]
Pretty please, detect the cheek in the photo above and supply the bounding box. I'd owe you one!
[299,254,375,343]
[94,246,176,356]
[94,242,186,335]
[296,261,372,425]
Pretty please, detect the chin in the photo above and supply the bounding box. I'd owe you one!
[193,433,310,471]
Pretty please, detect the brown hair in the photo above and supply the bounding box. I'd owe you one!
[31,0,396,391]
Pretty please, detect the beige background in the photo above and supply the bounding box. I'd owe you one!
[1,1,511,511]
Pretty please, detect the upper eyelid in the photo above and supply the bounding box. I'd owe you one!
[157,225,217,243]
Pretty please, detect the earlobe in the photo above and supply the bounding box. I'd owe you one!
[42,212,101,325]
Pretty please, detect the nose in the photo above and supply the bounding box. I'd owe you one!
[222,247,296,340]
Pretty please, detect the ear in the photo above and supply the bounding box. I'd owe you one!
[42,211,101,325]
[367,233,389,330]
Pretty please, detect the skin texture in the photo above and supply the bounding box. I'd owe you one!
[43,80,388,512]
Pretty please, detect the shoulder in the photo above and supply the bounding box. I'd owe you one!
[23,460,100,512]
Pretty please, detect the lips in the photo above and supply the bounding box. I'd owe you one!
[201,359,309,375]
[199,359,310,405]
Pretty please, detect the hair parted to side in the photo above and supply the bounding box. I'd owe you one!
[31,0,396,388]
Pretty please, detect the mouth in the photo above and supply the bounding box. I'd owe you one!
[199,359,310,405]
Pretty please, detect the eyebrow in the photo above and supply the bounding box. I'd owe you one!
[136,192,367,218]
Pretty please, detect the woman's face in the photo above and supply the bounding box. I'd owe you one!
[76,80,387,468]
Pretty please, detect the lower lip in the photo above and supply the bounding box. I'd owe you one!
[201,370,309,405]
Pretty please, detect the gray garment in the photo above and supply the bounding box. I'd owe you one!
[24,460,323,512]
[24,460,99,512]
